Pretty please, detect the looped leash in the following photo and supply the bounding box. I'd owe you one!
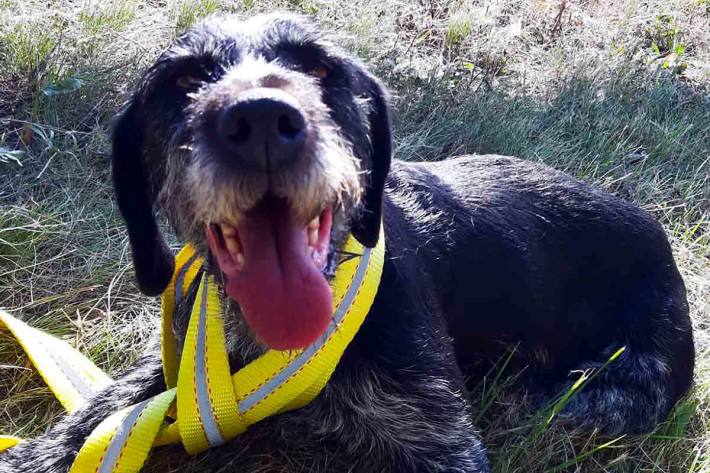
[0,311,113,413]
[0,229,384,472]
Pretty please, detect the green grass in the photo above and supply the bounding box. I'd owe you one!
[174,0,220,32]
[0,0,708,471]
[79,4,135,37]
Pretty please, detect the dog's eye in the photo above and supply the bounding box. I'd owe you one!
[307,66,328,79]
[176,75,204,89]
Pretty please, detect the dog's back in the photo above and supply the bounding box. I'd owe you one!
[381,154,693,434]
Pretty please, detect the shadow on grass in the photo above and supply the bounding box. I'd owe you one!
[389,66,708,232]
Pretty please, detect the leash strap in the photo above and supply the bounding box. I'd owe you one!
[176,272,243,452]
[0,229,385,472]
[0,436,21,451]
[163,229,385,453]
[69,390,175,473]
[0,310,112,416]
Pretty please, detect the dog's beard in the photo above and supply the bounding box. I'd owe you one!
[185,121,360,226]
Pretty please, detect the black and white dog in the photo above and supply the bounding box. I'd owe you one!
[0,13,694,473]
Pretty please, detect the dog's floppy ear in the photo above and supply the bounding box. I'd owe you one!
[111,100,174,296]
[351,72,392,248]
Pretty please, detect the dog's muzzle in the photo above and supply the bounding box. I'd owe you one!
[190,85,359,351]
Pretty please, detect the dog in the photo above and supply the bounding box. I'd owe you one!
[0,13,694,473]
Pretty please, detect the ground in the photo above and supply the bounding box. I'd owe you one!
[0,0,708,471]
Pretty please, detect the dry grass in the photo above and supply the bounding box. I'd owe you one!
[0,0,708,471]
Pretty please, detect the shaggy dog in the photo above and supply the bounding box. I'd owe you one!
[0,13,693,473]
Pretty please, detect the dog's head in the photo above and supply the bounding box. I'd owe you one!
[111,14,391,350]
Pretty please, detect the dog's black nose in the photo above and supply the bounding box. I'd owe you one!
[217,90,307,171]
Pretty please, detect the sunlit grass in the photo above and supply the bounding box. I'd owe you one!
[0,0,708,470]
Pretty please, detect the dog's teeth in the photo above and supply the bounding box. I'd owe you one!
[307,217,319,248]
[218,223,243,258]
[220,224,238,238]
[224,236,241,256]
[308,226,319,247]
[235,253,245,270]
[223,230,241,256]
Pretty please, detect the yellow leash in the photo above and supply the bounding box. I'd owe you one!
[0,229,384,472]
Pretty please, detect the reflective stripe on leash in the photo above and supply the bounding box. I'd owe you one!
[0,310,112,415]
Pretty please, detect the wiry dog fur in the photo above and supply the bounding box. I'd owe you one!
[0,13,693,473]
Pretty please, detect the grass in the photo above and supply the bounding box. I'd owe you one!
[173,0,220,32]
[0,0,708,471]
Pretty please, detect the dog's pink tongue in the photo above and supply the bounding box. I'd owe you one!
[225,199,332,350]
